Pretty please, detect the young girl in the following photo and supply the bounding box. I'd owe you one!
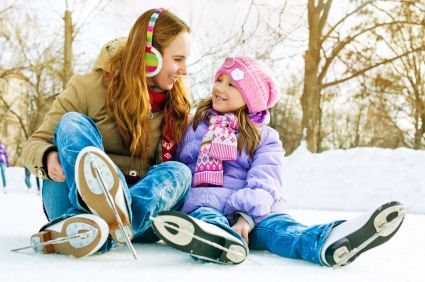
[151,56,405,266]
[20,8,192,259]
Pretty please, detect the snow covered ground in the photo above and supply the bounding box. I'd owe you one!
[0,145,424,282]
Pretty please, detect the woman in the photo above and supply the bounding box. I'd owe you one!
[21,8,192,259]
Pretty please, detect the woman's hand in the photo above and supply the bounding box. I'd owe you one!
[46,151,66,182]
[231,215,252,244]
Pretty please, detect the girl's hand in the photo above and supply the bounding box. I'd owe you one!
[46,151,66,182]
[231,215,252,244]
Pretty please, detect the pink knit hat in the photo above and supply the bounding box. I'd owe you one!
[214,56,281,113]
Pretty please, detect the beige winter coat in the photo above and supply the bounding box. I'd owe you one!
[22,38,164,179]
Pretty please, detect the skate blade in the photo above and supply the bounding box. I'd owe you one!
[31,217,101,258]
[333,202,406,267]
[151,212,247,265]
[76,148,133,243]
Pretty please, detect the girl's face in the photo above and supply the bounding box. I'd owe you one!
[148,31,191,91]
[212,74,246,113]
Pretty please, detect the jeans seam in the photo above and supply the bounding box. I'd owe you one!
[59,146,75,168]
[253,226,295,240]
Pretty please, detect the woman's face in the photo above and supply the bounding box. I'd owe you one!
[148,31,191,91]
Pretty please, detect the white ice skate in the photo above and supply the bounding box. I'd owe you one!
[321,201,406,267]
[151,211,248,264]
[12,214,109,258]
[75,146,137,260]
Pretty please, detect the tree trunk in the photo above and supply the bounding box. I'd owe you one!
[63,8,73,88]
[301,49,322,152]
[414,89,423,149]
[301,0,328,153]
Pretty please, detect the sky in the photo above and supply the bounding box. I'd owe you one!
[0,143,424,281]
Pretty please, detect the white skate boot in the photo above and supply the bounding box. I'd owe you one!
[75,146,137,259]
[152,211,248,264]
[321,201,405,267]
[30,214,109,258]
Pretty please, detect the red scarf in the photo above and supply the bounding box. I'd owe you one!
[149,89,175,162]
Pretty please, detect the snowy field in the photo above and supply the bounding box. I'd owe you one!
[0,145,424,282]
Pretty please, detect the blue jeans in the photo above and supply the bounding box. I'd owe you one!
[24,167,32,189]
[0,162,6,187]
[25,175,31,189]
[41,112,191,246]
[189,207,343,266]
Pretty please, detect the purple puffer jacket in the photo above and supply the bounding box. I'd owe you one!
[177,119,288,225]
[0,143,9,165]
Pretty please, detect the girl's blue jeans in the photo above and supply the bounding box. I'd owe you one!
[189,207,343,266]
[41,112,191,247]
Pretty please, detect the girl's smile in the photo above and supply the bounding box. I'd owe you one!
[211,74,246,113]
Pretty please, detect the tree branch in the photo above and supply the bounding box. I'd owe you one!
[0,96,29,139]
[322,45,425,88]
[319,21,422,82]
[321,1,376,43]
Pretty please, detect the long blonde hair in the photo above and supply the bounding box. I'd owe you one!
[192,98,261,157]
[105,9,191,160]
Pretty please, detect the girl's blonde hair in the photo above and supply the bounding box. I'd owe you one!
[192,98,261,157]
[105,9,191,160]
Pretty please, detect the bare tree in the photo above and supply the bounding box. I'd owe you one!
[375,2,425,149]
[63,0,73,87]
[0,0,112,163]
[0,10,64,162]
[59,0,112,87]
[301,0,425,153]
[269,75,303,155]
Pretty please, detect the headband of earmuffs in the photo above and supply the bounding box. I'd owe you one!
[145,8,164,77]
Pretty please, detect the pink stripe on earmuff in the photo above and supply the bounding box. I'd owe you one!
[144,8,165,77]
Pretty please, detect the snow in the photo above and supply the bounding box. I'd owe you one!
[285,144,425,213]
[0,145,424,282]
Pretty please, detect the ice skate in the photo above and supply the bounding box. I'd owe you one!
[152,211,248,264]
[321,201,405,267]
[75,146,137,260]
[25,214,108,258]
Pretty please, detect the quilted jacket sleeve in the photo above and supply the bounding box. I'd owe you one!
[224,127,285,225]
